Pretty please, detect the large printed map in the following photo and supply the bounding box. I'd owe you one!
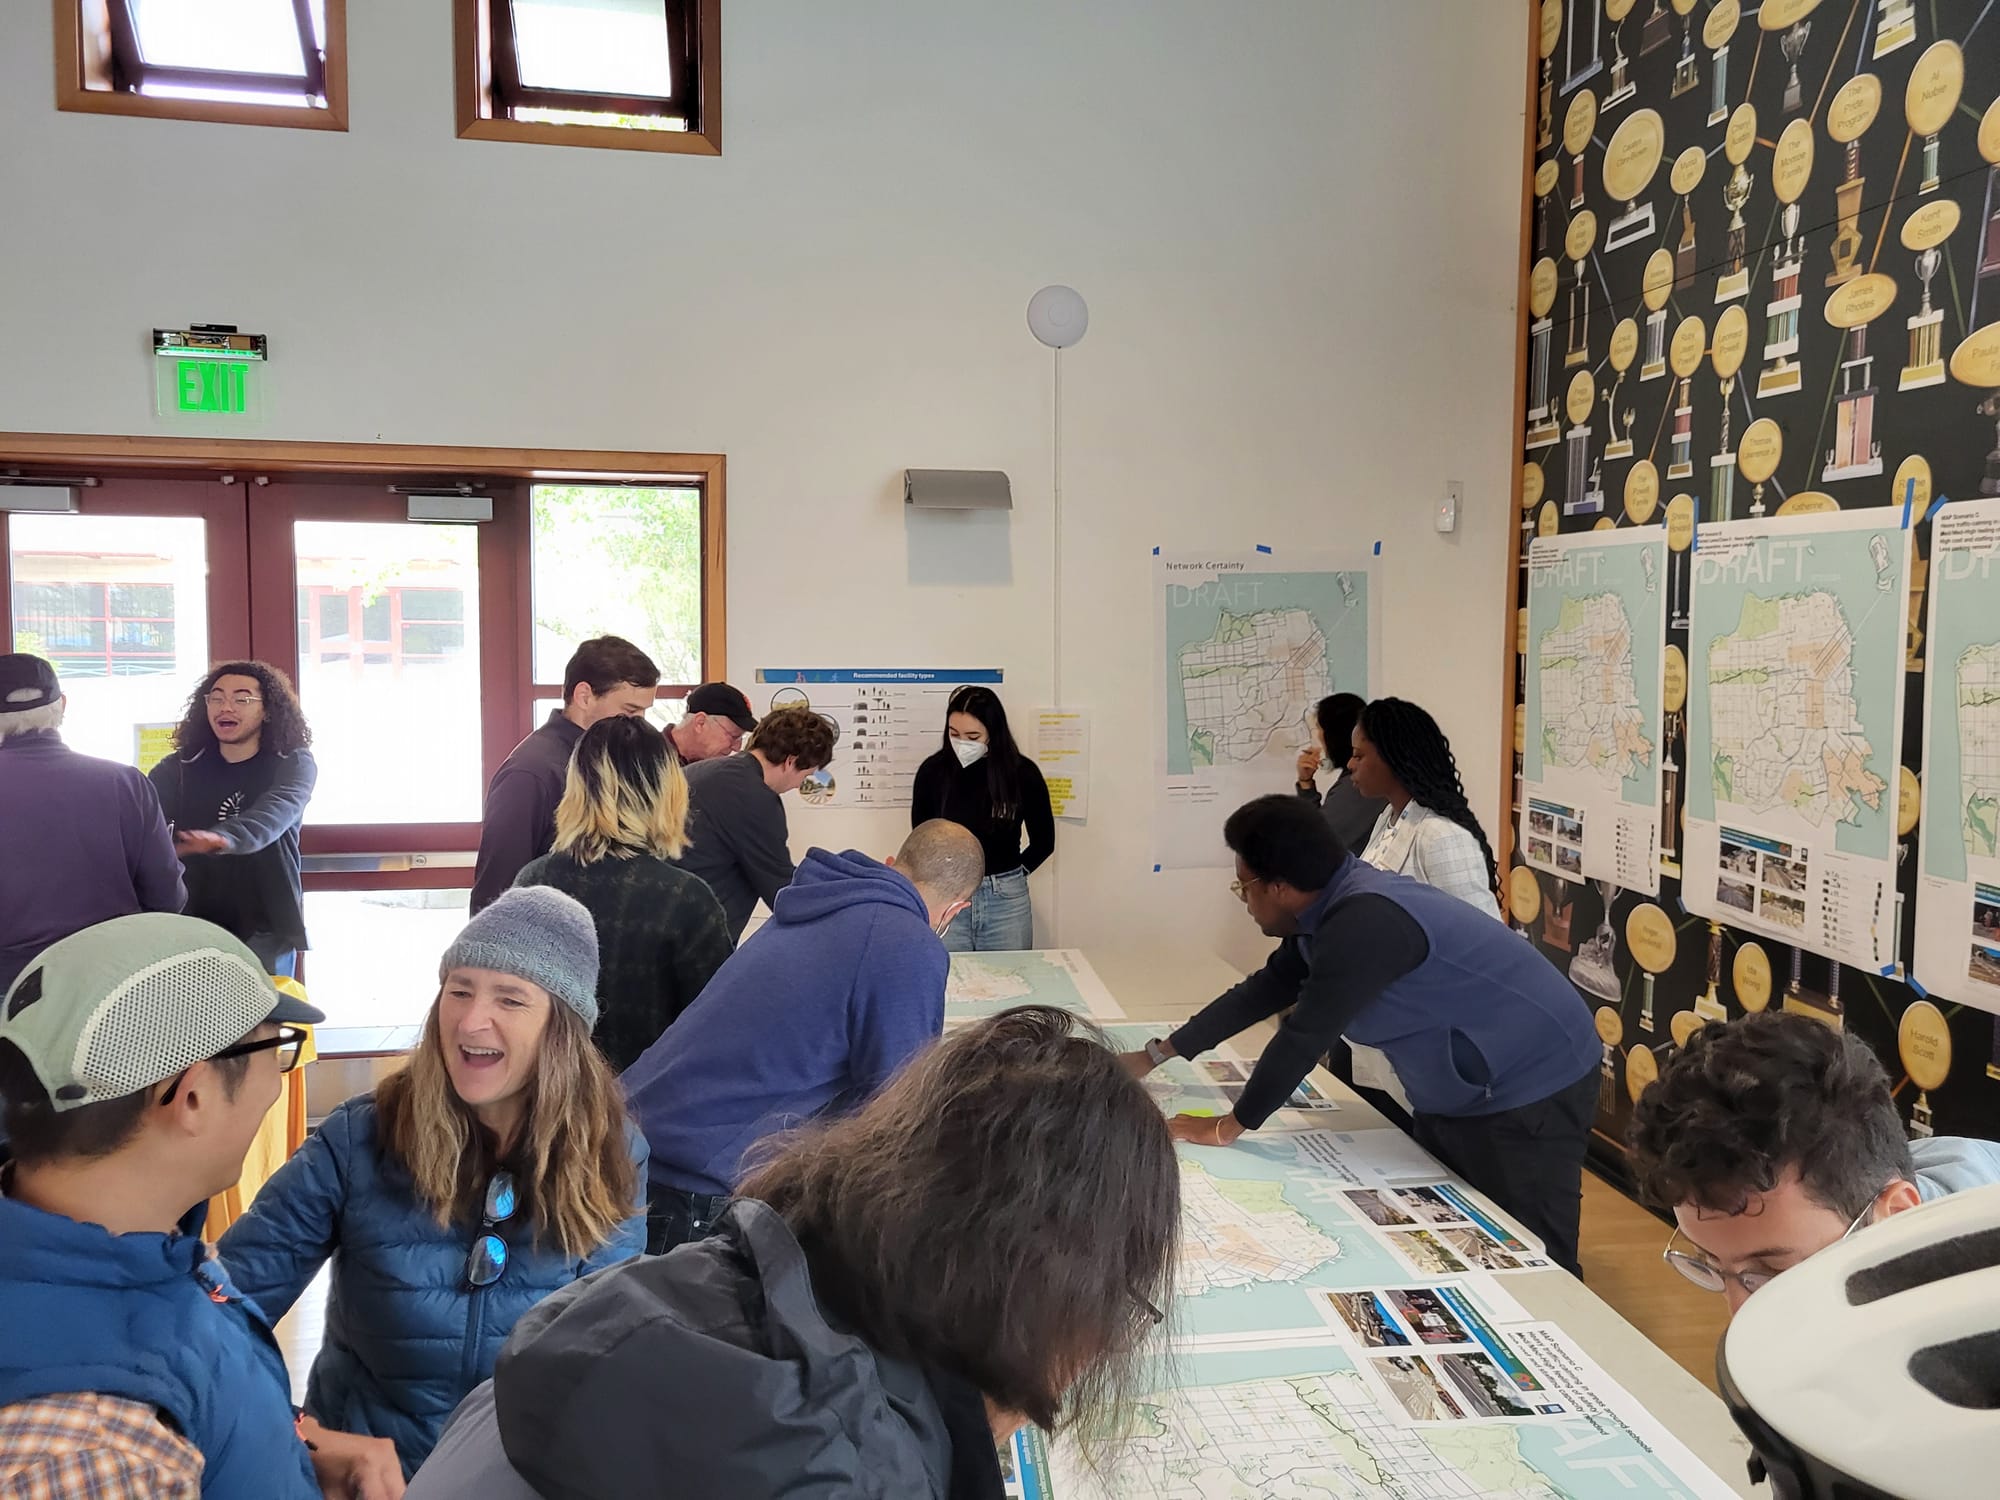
[956,953,1734,1499]
[1154,553,1377,869]
[1536,593,1652,786]
[1705,590,1886,827]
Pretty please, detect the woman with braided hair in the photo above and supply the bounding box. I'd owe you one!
[1347,698,1502,920]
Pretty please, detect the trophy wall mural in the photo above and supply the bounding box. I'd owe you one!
[1514,0,2000,1179]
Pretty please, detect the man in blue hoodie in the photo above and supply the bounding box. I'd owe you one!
[1125,796,1601,1277]
[0,914,404,1499]
[624,819,983,1251]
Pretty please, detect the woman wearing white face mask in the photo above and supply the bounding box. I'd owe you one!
[910,686,1053,951]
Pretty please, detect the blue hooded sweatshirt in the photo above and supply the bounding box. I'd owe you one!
[624,847,948,1197]
[0,1188,319,1500]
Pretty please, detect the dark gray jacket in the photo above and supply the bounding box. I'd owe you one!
[674,753,797,940]
[405,1202,966,1499]
[1300,771,1388,855]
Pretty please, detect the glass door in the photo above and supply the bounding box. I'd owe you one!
[3,479,250,770]
[248,481,528,1030]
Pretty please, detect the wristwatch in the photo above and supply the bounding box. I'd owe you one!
[1145,1037,1173,1067]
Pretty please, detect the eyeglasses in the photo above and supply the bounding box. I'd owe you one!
[204,692,262,708]
[1228,876,1267,902]
[1132,1288,1166,1326]
[1661,1196,1879,1298]
[157,1025,310,1106]
[465,1171,518,1289]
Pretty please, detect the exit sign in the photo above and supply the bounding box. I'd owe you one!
[170,358,250,413]
[152,326,268,424]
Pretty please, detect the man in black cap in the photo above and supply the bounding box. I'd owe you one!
[668,682,758,766]
[0,654,184,993]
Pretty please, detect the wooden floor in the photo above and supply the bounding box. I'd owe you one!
[273,1170,1733,1403]
[1578,1167,1731,1394]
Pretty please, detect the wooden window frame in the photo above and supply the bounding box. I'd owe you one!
[454,0,721,157]
[53,0,349,133]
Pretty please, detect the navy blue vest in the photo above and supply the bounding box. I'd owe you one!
[1327,859,1598,1115]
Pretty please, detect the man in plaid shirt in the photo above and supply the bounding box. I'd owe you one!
[0,915,403,1498]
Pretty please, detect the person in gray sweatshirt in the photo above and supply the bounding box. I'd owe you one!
[1629,1010,2000,1318]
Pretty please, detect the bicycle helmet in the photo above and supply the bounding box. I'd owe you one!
[1717,1183,2000,1499]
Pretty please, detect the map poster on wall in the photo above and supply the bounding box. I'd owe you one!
[1520,531,1668,896]
[1916,500,2000,1013]
[752,668,1001,810]
[1152,550,1377,870]
[1683,512,1910,973]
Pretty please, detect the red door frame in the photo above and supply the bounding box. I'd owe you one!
[247,480,531,873]
[0,477,253,666]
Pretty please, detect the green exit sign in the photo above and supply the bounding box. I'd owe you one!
[152,326,268,424]
[173,358,249,412]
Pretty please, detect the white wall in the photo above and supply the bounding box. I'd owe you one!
[0,1,1528,976]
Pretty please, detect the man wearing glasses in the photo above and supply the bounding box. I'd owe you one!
[1630,1011,2000,1314]
[0,913,405,1499]
[149,660,318,977]
[1123,795,1601,1277]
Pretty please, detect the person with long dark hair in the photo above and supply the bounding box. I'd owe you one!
[405,1006,1181,1499]
[1294,692,1386,854]
[1347,698,1501,918]
[147,660,317,975]
[910,686,1053,951]
[515,717,732,1071]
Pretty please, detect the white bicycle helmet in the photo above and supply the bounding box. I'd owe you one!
[1718,1182,2000,1499]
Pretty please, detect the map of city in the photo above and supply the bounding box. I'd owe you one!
[1163,570,1370,778]
[1687,520,1905,866]
[1535,593,1653,787]
[1958,643,2000,859]
[1178,608,1330,769]
[1705,591,1886,828]
[1047,1342,1732,1500]
[943,950,1124,1026]
[1521,534,1666,819]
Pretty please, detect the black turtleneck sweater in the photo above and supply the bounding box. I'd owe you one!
[910,753,1055,878]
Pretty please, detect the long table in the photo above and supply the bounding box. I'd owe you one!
[1084,945,1759,1498]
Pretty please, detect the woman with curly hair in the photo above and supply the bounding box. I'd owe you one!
[1347,698,1501,919]
[147,660,317,974]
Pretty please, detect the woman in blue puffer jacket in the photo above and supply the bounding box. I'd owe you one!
[219,886,648,1478]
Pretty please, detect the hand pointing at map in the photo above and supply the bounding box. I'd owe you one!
[1169,1112,1246,1147]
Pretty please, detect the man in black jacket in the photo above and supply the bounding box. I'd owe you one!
[471,637,659,912]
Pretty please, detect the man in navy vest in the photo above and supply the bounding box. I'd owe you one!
[1125,795,1599,1277]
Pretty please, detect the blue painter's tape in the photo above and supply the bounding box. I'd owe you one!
[1926,494,1950,521]
[1373,540,1382,556]
[1151,546,1160,555]
[1900,476,1916,529]
[1255,543,1272,554]
[1152,864,1161,873]
[1908,975,1929,999]
[1880,965,1897,978]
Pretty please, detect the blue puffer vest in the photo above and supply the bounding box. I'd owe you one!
[216,1094,647,1478]
[0,1185,319,1499]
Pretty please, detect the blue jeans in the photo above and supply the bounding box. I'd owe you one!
[941,867,1033,952]
[646,1186,731,1254]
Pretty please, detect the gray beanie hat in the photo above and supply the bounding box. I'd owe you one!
[439,886,601,1028]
